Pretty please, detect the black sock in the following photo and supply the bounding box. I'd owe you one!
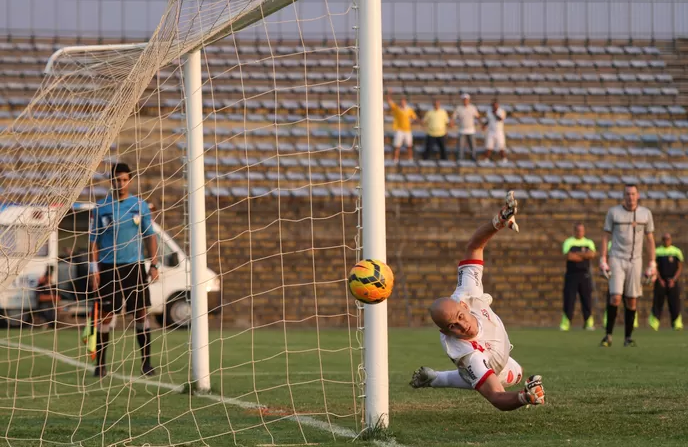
[97,331,110,370]
[136,327,151,367]
[624,308,636,339]
[606,304,618,335]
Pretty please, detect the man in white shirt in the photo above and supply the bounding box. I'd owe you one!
[409,192,546,411]
[599,184,655,347]
[452,93,481,160]
[483,100,508,164]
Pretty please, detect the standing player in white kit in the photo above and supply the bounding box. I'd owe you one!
[409,192,546,411]
[599,184,656,347]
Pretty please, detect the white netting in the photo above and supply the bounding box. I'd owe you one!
[0,0,294,287]
[0,0,364,445]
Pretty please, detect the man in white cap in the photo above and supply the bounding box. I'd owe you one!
[452,93,481,160]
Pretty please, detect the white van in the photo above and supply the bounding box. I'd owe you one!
[0,203,220,328]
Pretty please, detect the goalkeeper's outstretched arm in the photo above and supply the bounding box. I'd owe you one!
[464,191,519,261]
[477,373,545,411]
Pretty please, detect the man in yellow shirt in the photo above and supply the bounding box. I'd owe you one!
[387,89,418,163]
[422,99,451,160]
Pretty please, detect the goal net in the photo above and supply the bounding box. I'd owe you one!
[0,0,371,445]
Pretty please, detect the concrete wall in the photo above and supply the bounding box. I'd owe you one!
[191,195,687,329]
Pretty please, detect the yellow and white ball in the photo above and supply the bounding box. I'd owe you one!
[348,259,394,304]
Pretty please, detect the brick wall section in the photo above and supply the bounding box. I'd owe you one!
[161,196,687,328]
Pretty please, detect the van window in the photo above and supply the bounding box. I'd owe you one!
[36,240,49,257]
[0,226,49,258]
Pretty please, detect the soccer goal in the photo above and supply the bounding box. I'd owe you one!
[0,0,388,445]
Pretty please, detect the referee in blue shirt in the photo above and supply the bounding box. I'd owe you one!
[89,163,159,378]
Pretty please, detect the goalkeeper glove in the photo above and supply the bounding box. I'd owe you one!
[518,375,545,406]
[492,190,519,233]
[599,259,611,280]
[643,260,657,285]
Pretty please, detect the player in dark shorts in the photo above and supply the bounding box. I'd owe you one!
[560,223,597,331]
[89,163,160,378]
[649,233,684,331]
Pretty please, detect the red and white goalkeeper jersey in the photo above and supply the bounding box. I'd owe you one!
[439,260,512,389]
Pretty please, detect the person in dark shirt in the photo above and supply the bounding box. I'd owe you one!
[35,265,59,329]
[649,233,683,331]
[561,223,597,331]
[69,249,90,301]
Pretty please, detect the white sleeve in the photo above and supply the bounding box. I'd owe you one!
[450,260,484,301]
[603,209,613,233]
[645,209,654,234]
[456,350,495,390]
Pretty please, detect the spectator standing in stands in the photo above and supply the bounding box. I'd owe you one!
[560,223,597,331]
[483,99,508,165]
[422,99,450,160]
[386,89,418,163]
[649,233,683,331]
[599,184,656,347]
[89,163,159,378]
[452,93,480,160]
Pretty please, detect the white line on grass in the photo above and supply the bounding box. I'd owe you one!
[222,370,409,377]
[0,340,405,447]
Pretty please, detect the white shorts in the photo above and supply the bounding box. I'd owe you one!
[608,257,643,298]
[485,131,506,150]
[446,355,523,390]
[498,357,523,388]
[393,130,413,148]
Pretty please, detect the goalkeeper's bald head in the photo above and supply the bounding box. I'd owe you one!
[430,297,478,339]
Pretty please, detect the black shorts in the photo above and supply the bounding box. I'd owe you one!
[96,263,151,315]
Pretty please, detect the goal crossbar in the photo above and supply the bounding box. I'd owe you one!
[44,0,296,77]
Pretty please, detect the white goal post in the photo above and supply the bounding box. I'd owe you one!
[41,0,390,430]
[358,0,389,429]
[44,43,213,393]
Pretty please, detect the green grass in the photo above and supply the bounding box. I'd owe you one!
[0,327,687,446]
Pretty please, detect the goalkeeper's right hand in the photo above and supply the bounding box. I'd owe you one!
[599,258,611,280]
[492,190,519,233]
[518,375,545,406]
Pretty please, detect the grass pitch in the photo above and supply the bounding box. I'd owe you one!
[0,327,686,446]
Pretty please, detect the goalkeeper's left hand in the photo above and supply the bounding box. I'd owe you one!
[518,375,545,406]
[643,260,657,285]
[492,190,519,233]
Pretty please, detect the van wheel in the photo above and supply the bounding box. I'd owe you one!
[160,294,192,329]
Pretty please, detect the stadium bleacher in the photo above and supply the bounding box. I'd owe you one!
[1,38,688,206]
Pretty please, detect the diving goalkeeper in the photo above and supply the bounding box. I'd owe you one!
[409,191,546,410]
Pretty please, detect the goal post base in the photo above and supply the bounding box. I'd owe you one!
[180,381,213,396]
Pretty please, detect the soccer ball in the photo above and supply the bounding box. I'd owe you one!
[348,259,394,304]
